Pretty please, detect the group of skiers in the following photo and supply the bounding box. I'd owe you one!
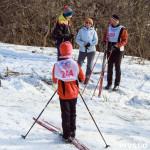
[52,6,128,143]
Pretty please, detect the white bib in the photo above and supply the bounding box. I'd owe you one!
[54,59,79,81]
[108,25,123,42]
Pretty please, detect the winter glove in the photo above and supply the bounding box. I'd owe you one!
[85,42,91,49]
[64,33,75,40]
[70,33,75,38]
[112,44,119,51]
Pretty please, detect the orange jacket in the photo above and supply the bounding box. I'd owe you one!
[52,61,85,100]
[103,27,128,48]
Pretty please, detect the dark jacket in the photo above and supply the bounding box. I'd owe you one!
[53,13,74,45]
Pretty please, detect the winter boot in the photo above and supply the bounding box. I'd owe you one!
[83,79,88,85]
[62,135,73,143]
[113,85,119,91]
[70,131,75,140]
[105,84,112,90]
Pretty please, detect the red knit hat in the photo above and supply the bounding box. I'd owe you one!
[60,41,73,56]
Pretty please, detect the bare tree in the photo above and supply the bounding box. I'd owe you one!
[0,0,149,59]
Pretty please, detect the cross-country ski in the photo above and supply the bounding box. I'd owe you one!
[33,118,90,150]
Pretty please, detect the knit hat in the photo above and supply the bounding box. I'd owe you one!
[63,6,74,17]
[60,41,73,56]
[110,14,120,24]
[84,18,93,26]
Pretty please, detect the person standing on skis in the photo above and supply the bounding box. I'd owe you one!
[103,14,128,91]
[52,41,85,143]
[76,18,98,84]
[52,6,75,60]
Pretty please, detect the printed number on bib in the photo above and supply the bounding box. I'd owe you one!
[61,70,74,78]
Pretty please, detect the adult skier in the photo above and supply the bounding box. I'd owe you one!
[103,14,128,91]
[76,18,98,84]
[52,6,75,60]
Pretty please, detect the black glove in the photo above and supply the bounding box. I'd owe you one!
[64,33,75,40]
[101,41,106,46]
[70,33,75,38]
[85,42,91,49]
[112,44,119,51]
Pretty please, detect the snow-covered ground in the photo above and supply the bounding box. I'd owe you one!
[0,42,150,150]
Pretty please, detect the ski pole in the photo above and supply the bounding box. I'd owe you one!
[82,51,101,95]
[91,50,113,100]
[98,49,113,98]
[21,90,57,139]
[79,91,110,148]
[97,21,110,98]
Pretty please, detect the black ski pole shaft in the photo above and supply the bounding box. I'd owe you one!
[79,91,110,148]
[21,90,57,139]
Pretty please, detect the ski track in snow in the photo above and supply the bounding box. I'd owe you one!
[0,42,150,150]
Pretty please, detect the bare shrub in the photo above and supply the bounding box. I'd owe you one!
[0,0,149,59]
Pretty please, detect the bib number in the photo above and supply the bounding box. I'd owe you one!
[61,70,74,78]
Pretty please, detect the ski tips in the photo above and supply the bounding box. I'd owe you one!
[98,95,101,98]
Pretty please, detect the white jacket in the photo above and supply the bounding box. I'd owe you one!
[76,26,98,52]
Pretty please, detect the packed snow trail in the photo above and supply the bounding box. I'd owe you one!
[0,42,150,150]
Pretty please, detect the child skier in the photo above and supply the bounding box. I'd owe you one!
[52,41,85,143]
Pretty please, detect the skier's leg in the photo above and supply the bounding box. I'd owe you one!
[114,51,123,86]
[59,98,70,139]
[70,98,77,138]
[85,51,95,83]
[77,51,86,67]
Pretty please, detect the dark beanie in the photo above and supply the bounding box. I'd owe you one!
[112,14,120,21]
[63,6,74,17]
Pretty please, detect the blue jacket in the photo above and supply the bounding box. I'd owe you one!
[76,26,98,52]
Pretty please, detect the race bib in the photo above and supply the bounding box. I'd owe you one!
[55,59,79,81]
[108,26,123,42]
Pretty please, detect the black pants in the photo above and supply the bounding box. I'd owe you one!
[107,50,124,86]
[59,98,77,138]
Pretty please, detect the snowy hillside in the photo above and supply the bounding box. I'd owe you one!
[0,42,150,150]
